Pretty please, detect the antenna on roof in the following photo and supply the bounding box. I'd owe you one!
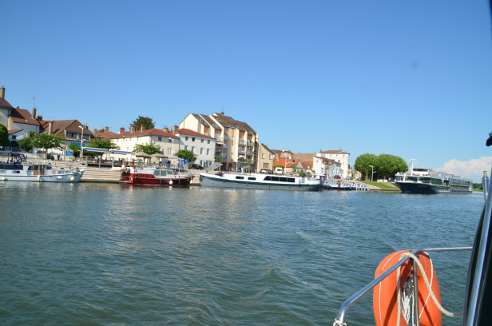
[30,96,37,109]
[219,106,226,115]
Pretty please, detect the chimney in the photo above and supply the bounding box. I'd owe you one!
[93,128,97,134]
[0,86,4,99]
[37,115,43,121]
[105,126,109,133]
[140,124,145,132]
[173,125,179,135]
[31,108,37,119]
[163,126,169,133]
[119,127,125,134]
[48,122,53,135]
[130,125,136,133]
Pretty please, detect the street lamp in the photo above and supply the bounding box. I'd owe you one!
[369,165,374,182]
[280,150,290,175]
[78,126,85,164]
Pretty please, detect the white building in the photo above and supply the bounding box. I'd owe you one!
[316,150,350,178]
[176,128,216,168]
[110,125,179,160]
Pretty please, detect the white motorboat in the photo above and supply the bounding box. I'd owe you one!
[200,172,322,191]
[0,152,84,183]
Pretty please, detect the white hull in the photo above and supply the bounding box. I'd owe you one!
[0,171,84,183]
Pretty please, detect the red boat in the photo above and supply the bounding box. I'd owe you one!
[120,166,193,186]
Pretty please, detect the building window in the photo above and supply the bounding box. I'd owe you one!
[192,137,195,142]
[207,140,210,144]
[207,149,210,155]
[158,137,162,141]
[185,136,188,141]
[168,148,171,155]
[262,153,264,159]
[269,154,272,159]
[168,138,172,143]
[201,139,204,143]
[185,145,188,150]
[200,148,203,154]
[191,146,195,153]
[11,135,16,140]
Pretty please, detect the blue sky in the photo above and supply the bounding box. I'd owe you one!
[2,1,491,181]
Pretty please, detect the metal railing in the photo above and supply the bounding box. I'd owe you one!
[238,149,245,154]
[334,246,472,325]
[215,136,223,142]
[239,140,246,146]
[247,141,254,147]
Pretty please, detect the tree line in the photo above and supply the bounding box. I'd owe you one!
[354,153,408,180]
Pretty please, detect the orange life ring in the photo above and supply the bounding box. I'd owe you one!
[373,250,442,326]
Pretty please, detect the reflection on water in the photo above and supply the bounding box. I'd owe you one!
[0,183,484,325]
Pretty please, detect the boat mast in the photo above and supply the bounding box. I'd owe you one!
[409,159,417,175]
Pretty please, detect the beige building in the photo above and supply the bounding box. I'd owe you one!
[180,112,259,172]
[256,143,275,171]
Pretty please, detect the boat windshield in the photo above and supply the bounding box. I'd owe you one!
[0,152,27,164]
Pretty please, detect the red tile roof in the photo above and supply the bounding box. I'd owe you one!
[95,131,118,140]
[39,120,94,138]
[315,156,335,164]
[273,158,293,166]
[8,129,23,135]
[177,128,215,139]
[111,129,178,139]
[10,107,40,126]
[0,98,14,108]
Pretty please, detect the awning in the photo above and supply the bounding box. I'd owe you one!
[110,150,135,155]
[81,147,110,153]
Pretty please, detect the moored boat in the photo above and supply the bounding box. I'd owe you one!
[0,152,84,182]
[200,172,322,191]
[395,160,472,194]
[120,165,193,186]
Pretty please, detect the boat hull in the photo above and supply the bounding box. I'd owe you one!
[0,171,84,183]
[395,182,472,194]
[200,174,322,191]
[120,172,192,186]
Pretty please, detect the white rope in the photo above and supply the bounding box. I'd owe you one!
[396,252,463,326]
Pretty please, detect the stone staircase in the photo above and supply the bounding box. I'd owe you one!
[80,167,123,183]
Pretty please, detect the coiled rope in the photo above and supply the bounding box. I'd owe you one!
[396,252,463,326]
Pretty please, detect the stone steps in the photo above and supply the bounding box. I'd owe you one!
[80,167,123,183]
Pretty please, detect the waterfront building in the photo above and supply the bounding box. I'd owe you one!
[7,107,41,139]
[175,128,216,168]
[0,87,14,129]
[256,143,275,171]
[179,112,259,172]
[316,150,350,178]
[38,119,96,158]
[110,124,179,160]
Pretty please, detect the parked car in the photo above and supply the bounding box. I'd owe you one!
[275,167,283,175]
[190,163,204,170]
[334,175,341,179]
[346,176,353,180]
[260,169,268,174]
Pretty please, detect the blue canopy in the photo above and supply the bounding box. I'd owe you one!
[81,147,110,153]
[110,150,135,155]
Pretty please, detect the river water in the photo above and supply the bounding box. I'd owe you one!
[0,183,485,325]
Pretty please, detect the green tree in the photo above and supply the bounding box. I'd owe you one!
[376,154,408,179]
[0,124,10,148]
[354,153,378,179]
[28,131,63,157]
[175,149,198,162]
[130,116,155,130]
[68,145,81,157]
[18,137,34,151]
[88,138,120,150]
[215,155,222,162]
[134,142,162,155]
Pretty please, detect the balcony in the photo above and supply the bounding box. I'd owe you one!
[215,136,223,143]
[238,148,246,154]
[246,150,254,156]
[238,139,246,146]
[247,141,254,147]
